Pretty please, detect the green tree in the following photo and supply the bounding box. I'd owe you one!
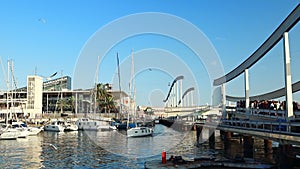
[95,83,116,114]
[56,98,68,113]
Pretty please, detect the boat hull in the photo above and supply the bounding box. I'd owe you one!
[0,128,19,140]
[76,118,110,131]
[127,127,153,137]
[44,125,65,132]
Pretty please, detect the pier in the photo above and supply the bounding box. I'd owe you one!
[152,4,300,169]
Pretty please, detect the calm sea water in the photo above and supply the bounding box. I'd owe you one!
[0,124,277,169]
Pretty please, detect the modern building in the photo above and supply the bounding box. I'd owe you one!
[43,76,71,91]
[26,75,43,118]
[0,75,129,119]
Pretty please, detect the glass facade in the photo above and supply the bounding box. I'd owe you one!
[43,76,71,91]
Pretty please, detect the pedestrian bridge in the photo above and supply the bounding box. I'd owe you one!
[160,4,300,146]
[209,4,300,145]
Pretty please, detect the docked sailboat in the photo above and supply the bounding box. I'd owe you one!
[0,124,19,140]
[126,50,154,137]
[0,59,25,139]
[11,121,29,138]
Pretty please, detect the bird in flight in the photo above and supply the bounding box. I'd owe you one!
[38,18,47,24]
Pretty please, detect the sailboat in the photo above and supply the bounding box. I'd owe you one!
[0,59,20,140]
[76,56,114,131]
[126,51,154,137]
[0,124,19,140]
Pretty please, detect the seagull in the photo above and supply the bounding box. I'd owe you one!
[38,18,47,24]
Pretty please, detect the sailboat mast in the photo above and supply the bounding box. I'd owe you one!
[7,59,10,122]
[129,50,136,127]
[94,56,100,114]
[131,50,137,125]
[117,53,122,119]
[11,60,14,118]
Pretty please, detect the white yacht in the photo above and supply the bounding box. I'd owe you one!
[127,126,154,137]
[75,118,111,131]
[27,127,42,136]
[11,122,29,138]
[64,121,78,131]
[12,121,42,136]
[44,120,65,132]
[0,124,19,140]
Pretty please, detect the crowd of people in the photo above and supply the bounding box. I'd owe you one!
[237,100,300,111]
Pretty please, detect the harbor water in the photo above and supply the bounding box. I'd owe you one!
[0,124,277,169]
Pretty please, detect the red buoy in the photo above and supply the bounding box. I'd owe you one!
[162,150,166,164]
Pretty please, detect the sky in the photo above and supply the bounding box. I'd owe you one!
[0,0,299,107]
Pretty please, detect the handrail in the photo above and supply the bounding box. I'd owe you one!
[214,4,300,86]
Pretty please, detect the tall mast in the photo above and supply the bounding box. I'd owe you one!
[7,59,10,122]
[129,49,136,127]
[131,50,137,125]
[94,56,100,114]
[117,53,122,119]
[9,59,14,120]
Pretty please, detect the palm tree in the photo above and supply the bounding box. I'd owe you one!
[95,83,116,114]
[56,98,68,113]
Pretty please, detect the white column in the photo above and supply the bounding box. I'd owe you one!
[174,82,178,107]
[75,92,78,114]
[191,90,194,107]
[171,87,174,107]
[187,93,190,107]
[221,84,226,119]
[180,80,183,107]
[245,69,250,109]
[283,32,294,119]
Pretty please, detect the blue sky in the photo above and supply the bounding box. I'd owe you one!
[0,1,299,106]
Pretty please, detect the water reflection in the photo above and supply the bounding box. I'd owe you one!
[0,136,43,169]
[0,124,280,168]
[84,124,187,159]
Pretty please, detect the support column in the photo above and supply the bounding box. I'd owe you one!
[209,128,215,149]
[244,69,250,109]
[180,80,183,107]
[264,139,273,153]
[278,144,293,169]
[283,32,294,119]
[174,82,178,107]
[191,90,193,107]
[221,84,226,119]
[224,131,232,142]
[243,136,253,158]
[187,93,190,107]
[195,124,201,146]
[75,92,78,114]
[264,139,273,160]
